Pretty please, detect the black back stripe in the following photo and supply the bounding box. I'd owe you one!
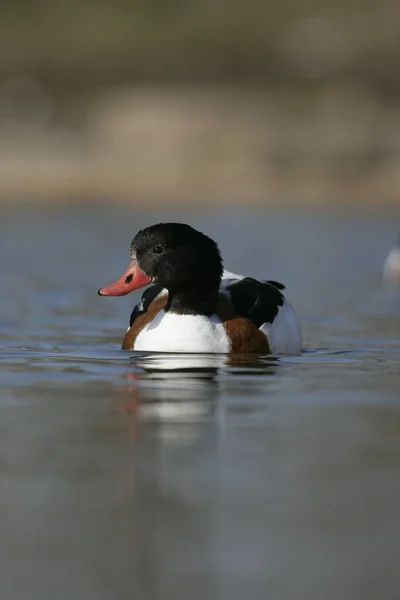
[129,284,164,327]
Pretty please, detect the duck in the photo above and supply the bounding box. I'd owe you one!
[383,236,400,286]
[98,223,302,354]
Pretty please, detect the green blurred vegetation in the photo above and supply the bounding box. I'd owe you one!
[1,0,400,94]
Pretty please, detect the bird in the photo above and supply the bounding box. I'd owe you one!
[98,222,302,354]
[383,236,400,286]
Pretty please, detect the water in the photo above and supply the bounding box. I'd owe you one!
[1,204,400,600]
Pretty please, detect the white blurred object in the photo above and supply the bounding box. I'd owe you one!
[383,238,400,286]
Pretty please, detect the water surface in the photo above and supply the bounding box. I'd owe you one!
[1,205,400,600]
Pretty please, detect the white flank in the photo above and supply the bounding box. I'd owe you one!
[260,299,303,355]
[134,311,230,353]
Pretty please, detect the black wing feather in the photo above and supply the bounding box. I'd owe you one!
[264,280,285,291]
[226,277,284,327]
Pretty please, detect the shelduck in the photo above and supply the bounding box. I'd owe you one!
[98,223,302,354]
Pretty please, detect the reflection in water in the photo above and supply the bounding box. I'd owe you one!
[133,352,226,376]
[132,351,281,376]
[120,353,280,426]
[116,367,400,600]
[1,207,400,599]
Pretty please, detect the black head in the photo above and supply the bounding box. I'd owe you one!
[131,223,223,292]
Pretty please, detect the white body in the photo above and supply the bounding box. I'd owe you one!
[134,311,231,353]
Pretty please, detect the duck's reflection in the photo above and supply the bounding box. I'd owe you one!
[134,352,226,378]
[133,351,280,375]
[119,352,280,429]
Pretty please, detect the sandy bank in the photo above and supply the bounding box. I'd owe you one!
[1,87,399,206]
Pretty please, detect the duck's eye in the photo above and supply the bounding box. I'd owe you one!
[153,245,164,254]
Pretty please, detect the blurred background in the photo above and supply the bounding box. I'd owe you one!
[1,0,400,205]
